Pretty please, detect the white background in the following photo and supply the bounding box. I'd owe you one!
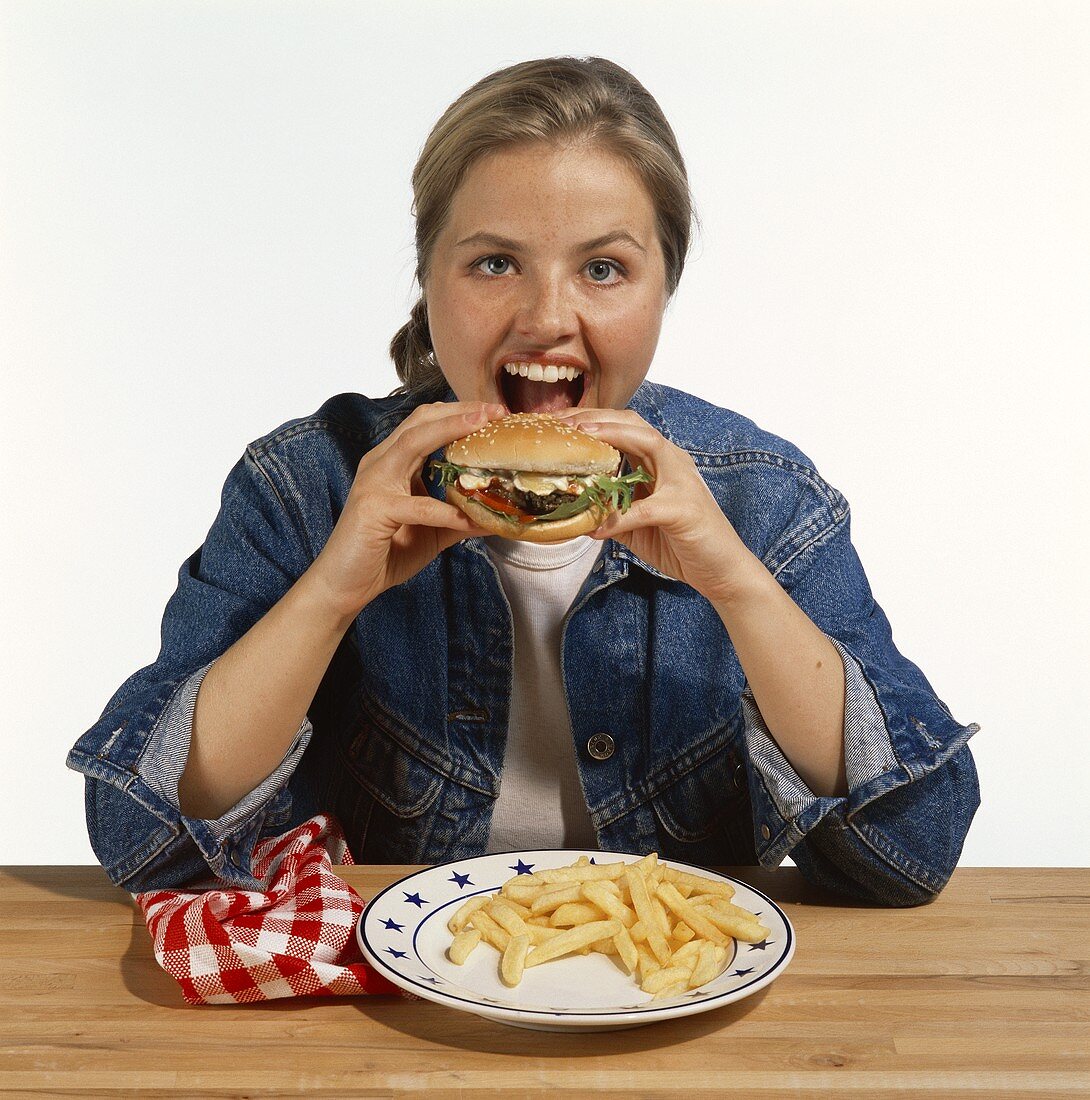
[3,1,1087,868]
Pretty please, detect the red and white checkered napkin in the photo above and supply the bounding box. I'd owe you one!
[133,813,401,1004]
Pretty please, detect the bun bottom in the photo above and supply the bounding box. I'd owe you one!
[447,484,607,543]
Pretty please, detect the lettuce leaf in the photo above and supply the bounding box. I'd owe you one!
[429,460,653,524]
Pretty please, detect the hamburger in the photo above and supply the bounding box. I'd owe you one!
[431,412,653,542]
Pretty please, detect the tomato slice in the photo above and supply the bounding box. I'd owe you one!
[467,486,537,524]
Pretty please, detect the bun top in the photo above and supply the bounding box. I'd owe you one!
[446,412,621,475]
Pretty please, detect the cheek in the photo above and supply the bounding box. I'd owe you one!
[602,299,661,355]
[432,286,503,347]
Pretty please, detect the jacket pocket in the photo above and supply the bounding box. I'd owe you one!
[328,703,447,864]
[650,738,756,869]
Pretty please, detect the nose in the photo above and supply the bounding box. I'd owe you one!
[514,271,577,344]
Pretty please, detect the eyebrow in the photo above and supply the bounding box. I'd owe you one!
[454,230,647,255]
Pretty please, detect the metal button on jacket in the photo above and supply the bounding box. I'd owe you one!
[587,733,615,761]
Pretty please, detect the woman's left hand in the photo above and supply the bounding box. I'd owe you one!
[555,407,758,605]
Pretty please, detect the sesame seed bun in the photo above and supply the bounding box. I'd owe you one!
[445,412,621,476]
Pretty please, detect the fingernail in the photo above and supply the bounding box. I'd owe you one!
[579,423,601,433]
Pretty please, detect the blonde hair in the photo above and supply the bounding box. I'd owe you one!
[388,56,696,398]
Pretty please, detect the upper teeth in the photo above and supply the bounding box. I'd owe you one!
[503,362,584,383]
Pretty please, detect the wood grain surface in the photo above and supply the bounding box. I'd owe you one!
[0,865,1086,1097]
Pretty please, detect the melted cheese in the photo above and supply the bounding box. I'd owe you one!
[456,470,597,494]
[512,472,576,495]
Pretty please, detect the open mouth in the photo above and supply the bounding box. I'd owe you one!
[498,362,587,414]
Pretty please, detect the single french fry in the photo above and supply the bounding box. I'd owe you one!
[613,926,639,974]
[501,880,545,906]
[525,923,564,944]
[651,980,689,1001]
[688,940,718,988]
[641,964,692,994]
[628,852,659,877]
[656,881,730,947]
[670,939,702,969]
[635,943,660,981]
[468,908,510,951]
[692,895,753,915]
[538,862,628,884]
[589,937,619,955]
[690,901,769,943]
[550,902,605,927]
[500,897,533,918]
[447,927,482,965]
[501,875,545,893]
[672,920,696,944]
[629,919,648,943]
[524,919,622,968]
[574,855,591,866]
[625,867,672,965]
[447,895,488,934]
[489,898,534,938]
[650,896,672,938]
[501,933,531,986]
[530,884,583,914]
[669,869,735,899]
[581,883,636,928]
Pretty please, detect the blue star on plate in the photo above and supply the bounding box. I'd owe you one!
[449,870,473,888]
[386,948,408,959]
[589,857,596,864]
[418,975,443,985]
[687,991,707,999]
[732,967,756,977]
[509,859,535,875]
[403,891,427,907]
[746,940,772,951]
[381,917,404,932]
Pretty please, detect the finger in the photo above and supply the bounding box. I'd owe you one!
[378,402,507,481]
[589,496,658,540]
[433,521,492,553]
[382,494,487,533]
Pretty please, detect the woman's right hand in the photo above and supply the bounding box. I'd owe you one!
[305,400,507,627]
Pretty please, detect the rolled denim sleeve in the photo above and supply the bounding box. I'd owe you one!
[66,446,320,891]
[742,499,981,907]
[135,660,313,852]
[741,636,899,823]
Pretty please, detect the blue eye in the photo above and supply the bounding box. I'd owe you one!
[476,256,512,276]
[586,260,621,284]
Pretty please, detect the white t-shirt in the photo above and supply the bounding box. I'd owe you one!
[482,533,602,852]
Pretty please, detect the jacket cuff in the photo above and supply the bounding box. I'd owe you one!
[741,635,900,863]
[134,660,313,873]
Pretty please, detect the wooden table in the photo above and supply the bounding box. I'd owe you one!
[1,866,1087,1097]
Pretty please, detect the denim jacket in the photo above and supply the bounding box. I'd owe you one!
[67,380,980,905]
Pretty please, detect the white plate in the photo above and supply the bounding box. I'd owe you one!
[357,849,795,1032]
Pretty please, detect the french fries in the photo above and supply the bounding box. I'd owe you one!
[444,853,770,999]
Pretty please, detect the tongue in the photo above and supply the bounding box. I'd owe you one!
[502,372,584,414]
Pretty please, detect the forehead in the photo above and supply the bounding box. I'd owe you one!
[446,142,658,239]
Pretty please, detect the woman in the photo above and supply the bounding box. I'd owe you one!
[68,57,979,904]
